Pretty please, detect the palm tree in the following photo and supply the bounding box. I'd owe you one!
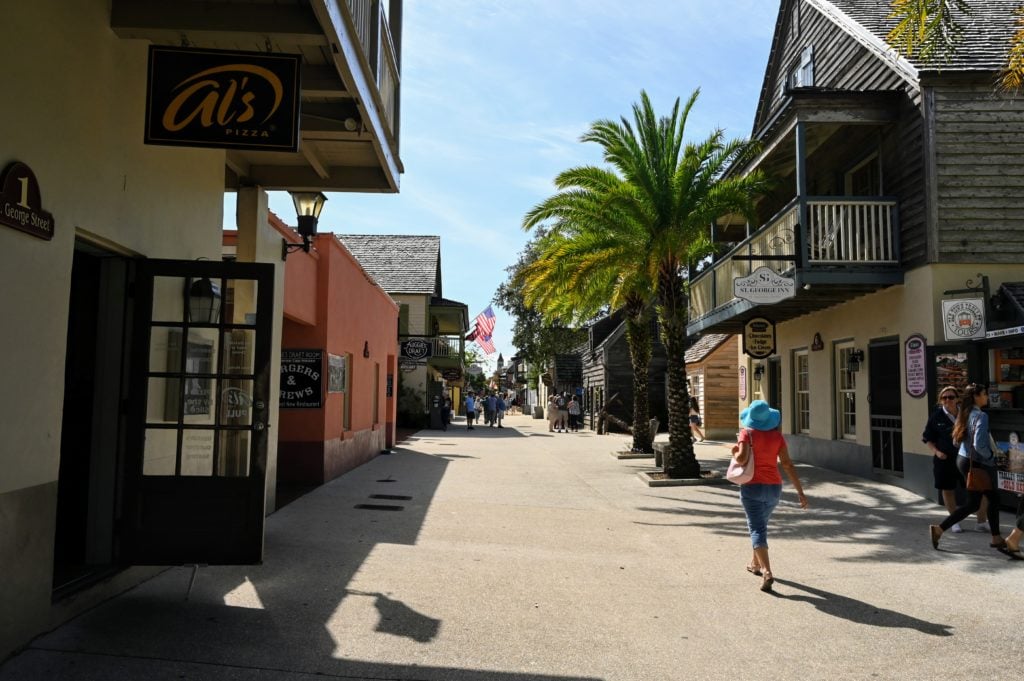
[557,90,768,478]
[518,201,657,453]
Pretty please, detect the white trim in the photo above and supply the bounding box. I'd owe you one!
[806,0,920,91]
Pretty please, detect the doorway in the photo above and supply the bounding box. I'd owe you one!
[767,358,782,414]
[869,339,903,474]
[54,242,128,594]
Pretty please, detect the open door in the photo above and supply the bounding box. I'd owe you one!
[120,259,274,565]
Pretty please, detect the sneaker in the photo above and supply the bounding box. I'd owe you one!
[951,523,963,533]
[976,521,991,533]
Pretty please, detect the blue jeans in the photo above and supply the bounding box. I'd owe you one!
[740,483,782,549]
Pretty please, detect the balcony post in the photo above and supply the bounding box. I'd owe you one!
[795,120,809,269]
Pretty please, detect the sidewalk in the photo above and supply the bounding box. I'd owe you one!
[2,414,1022,680]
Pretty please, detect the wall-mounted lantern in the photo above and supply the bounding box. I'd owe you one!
[282,191,328,258]
[186,276,221,324]
[363,341,370,358]
[753,363,765,382]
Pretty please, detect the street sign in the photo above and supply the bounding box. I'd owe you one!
[400,337,433,361]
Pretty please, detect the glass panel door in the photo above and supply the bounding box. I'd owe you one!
[120,259,274,565]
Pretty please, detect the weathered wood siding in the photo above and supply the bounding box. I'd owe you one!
[689,336,739,439]
[582,323,668,433]
[752,2,928,266]
[931,82,1024,263]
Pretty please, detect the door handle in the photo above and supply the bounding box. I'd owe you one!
[253,422,266,432]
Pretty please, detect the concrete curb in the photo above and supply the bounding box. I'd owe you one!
[635,470,732,487]
[611,450,655,460]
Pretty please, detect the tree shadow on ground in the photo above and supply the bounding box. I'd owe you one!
[630,465,1024,573]
[346,590,441,643]
[768,579,953,636]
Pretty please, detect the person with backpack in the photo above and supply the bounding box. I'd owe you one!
[555,392,569,432]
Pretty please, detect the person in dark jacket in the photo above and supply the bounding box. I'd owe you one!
[922,385,987,533]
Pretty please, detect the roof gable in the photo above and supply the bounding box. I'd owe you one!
[684,333,731,364]
[337,234,442,296]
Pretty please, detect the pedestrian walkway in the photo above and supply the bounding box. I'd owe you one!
[2,414,1022,680]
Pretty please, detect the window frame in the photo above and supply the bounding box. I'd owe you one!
[834,340,857,440]
[793,349,810,434]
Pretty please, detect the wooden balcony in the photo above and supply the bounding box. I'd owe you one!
[687,197,903,335]
[427,336,464,369]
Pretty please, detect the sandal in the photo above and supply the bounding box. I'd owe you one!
[746,564,762,576]
[996,546,1024,560]
[760,571,774,592]
[990,537,1008,550]
[929,525,942,550]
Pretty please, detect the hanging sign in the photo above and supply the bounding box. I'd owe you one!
[281,349,323,408]
[904,334,927,398]
[145,46,302,152]
[941,298,986,341]
[466,364,484,376]
[739,366,747,400]
[743,317,776,359]
[398,359,419,372]
[400,337,433,361]
[0,162,54,241]
[440,368,463,381]
[733,266,796,305]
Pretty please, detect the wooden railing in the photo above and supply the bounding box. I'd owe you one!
[688,197,899,320]
[429,336,462,360]
[344,0,400,139]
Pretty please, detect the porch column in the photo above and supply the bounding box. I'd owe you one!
[795,120,809,269]
[235,187,285,514]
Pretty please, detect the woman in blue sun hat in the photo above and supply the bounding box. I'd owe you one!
[731,400,808,592]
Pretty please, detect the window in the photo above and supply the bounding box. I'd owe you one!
[793,46,814,88]
[794,350,810,433]
[790,1,801,42]
[845,151,882,196]
[343,352,353,430]
[373,362,380,425]
[835,343,856,439]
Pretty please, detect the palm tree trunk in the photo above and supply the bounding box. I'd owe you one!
[624,307,653,453]
[657,262,700,478]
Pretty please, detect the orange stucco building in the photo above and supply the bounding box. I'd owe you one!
[227,215,398,488]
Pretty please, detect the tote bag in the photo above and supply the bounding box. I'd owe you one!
[727,429,757,485]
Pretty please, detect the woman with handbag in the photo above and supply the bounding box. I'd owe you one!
[730,400,809,592]
[929,384,1008,554]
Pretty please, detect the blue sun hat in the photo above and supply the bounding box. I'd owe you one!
[741,400,781,431]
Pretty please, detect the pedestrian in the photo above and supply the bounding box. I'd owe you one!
[1000,496,1024,559]
[689,396,705,442]
[495,394,506,428]
[464,392,476,430]
[556,392,569,432]
[568,395,581,432]
[731,400,808,592]
[484,392,497,427]
[441,397,451,431]
[547,395,557,432]
[930,383,1008,553]
[922,385,988,533]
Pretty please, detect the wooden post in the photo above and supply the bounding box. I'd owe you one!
[795,121,809,270]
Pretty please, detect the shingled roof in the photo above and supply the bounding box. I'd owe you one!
[685,333,731,364]
[337,235,441,296]
[828,0,1020,71]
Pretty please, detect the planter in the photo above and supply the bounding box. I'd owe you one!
[635,470,730,487]
[612,450,655,460]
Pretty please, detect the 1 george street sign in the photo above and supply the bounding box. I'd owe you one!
[733,266,796,305]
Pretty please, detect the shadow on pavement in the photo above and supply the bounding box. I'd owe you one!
[769,579,953,636]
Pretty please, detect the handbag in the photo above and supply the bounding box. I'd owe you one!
[965,420,992,492]
[726,429,757,485]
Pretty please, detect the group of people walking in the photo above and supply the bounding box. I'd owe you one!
[925,383,1023,558]
[546,392,582,432]
[463,391,507,430]
[727,384,1024,595]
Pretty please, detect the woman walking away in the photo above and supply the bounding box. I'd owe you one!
[568,395,581,432]
[731,400,808,592]
[689,396,705,442]
[929,383,1007,554]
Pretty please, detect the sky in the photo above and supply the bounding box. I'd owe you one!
[225,1,780,372]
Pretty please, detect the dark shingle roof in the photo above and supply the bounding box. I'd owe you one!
[685,333,731,364]
[829,0,1019,71]
[338,235,441,295]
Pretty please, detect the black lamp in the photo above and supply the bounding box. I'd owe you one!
[363,341,370,358]
[753,364,764,382]
[283,191,328,258]
[849,349,865,372]
[186,277,221,324]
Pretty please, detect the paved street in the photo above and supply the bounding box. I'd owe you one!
[2,414,1022,681]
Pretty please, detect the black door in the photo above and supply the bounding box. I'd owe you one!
[869,341,903,473]
[120,259,274,565]
[768,358,782,413]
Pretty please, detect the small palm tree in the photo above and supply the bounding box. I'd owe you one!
[520,192,657,452]
[575,90,769,477]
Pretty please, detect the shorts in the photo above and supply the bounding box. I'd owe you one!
[689,415,702,426]
[933,453,961,490]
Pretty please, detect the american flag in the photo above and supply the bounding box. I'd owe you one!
[468,306,497,354]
